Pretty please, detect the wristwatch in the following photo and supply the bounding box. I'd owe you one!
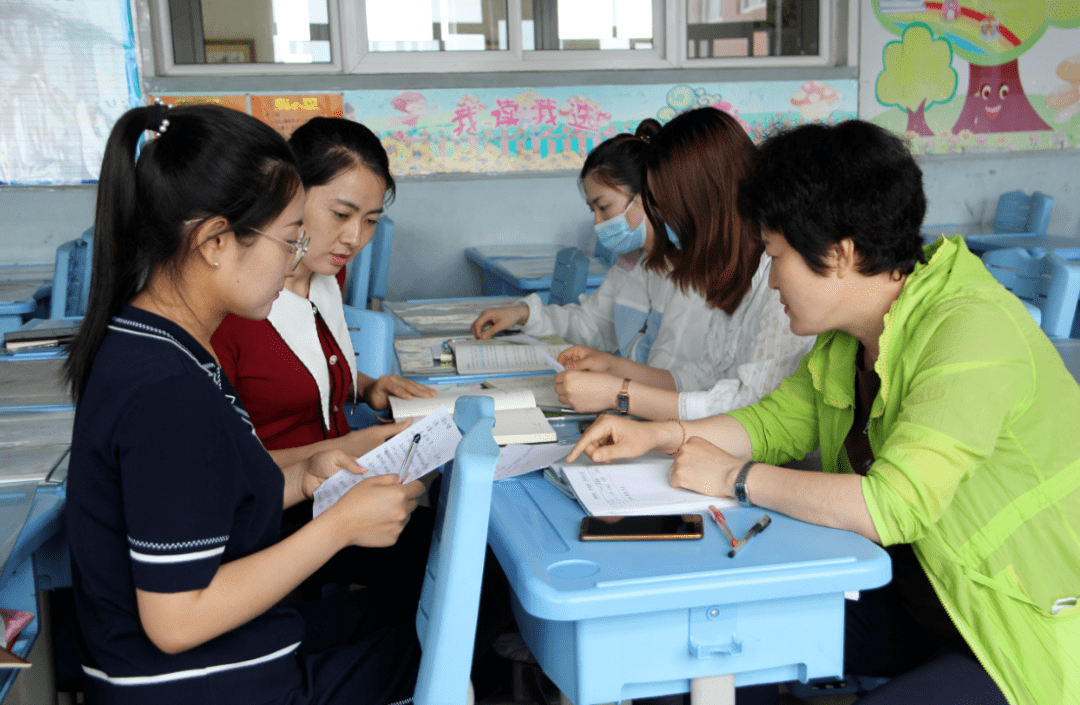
[734,460,756,508]
[616,378,631,414]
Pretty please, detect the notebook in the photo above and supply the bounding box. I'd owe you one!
[547,451,738,516]
[451,338,571,375]
[3,317,80,351]
[389,387,557,445]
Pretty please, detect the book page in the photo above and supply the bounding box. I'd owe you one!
[312,406,462,517]
[551,452,737,516]
[482,375,567,410]
[454,341,570,375]
[390,387,536,419]
[494,443,570,480]
[491,407,556,445]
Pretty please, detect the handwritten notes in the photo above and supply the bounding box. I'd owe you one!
[312,407,462,517]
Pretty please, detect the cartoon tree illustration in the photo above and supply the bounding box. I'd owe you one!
[874,2,1080,134]
[876,23,957,135]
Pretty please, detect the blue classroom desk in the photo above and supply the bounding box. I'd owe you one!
[488,472,891,705]
[0,265,53,335]
[465,246,609,303]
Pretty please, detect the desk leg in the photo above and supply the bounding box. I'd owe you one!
[690,673,734,705]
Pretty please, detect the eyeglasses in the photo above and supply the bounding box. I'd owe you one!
[252,228,310,271]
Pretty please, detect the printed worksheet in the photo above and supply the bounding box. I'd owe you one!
[312,406,462,518]
[493,443,571,481]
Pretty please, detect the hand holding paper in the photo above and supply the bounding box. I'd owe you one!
[313,406,462,518]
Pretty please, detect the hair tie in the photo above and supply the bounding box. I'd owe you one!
[146,97,172,135]
[639,133,651,144]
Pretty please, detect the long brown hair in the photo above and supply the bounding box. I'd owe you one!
[642,107,762,315]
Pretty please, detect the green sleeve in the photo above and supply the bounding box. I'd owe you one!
[862,299,1035,547]
[728,350,822,467]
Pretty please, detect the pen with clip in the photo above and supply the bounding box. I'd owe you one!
[728,514,771,558]
[397,433,422,484]
[707,505,738,547]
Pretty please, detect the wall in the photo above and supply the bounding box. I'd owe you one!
[3,145,1079,299]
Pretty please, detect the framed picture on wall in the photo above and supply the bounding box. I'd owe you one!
[204,39,256,64]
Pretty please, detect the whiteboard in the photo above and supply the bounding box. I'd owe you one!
[0,0,140,185]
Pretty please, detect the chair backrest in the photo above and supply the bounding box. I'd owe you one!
[343,216,394,309]
[341,304,395,380]
[993,190,1054,237]
[593,239,617,267]
[414,395,499,705]
[50,227,94,319]
[548,247,591,306]
[982,248,1080,338]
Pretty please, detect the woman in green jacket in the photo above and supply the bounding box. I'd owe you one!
[568,120,1079,705]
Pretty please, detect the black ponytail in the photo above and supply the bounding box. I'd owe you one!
[64,104,301,403]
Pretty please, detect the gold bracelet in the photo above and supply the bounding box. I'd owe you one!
[667,419,688,456]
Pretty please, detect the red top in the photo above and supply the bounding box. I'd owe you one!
[211,269,352,451]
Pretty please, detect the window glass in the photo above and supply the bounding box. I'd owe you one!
[523,0,654,51]
[170,0,332,64]
[685,0,819,60]
[366,0,509,52]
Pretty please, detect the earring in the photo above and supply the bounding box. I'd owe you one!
[213,262,220,267]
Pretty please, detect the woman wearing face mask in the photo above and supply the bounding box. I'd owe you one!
[471,120,719,394]
[553,108,814,421]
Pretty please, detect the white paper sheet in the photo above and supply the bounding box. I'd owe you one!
[493,443,571,481]
[312,406,462,517]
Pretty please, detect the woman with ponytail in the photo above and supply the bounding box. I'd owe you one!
[554,108,813,421]
[64,103,421,705]
[471,118,718,394]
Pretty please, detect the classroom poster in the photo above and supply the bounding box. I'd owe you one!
[344,80,857,176]
[250,94,344,139]
[864,1,1080,154]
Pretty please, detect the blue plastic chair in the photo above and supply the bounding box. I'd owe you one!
[414,395,499,705]
[342,303,397,429]
[344,216,394,309]
[982,248,1080,339]
[548,247,590,306]
[993,190,1053,237]
[50,227,94,319]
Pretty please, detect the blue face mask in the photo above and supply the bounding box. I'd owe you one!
[594,198,647,255]
[665,223,681,250]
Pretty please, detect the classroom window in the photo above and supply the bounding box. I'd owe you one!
[167,0,333,64]
[685,0,821,62]
[366,0,508,52]
[152,0,836,74]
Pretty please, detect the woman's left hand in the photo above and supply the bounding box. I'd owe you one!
[362,375,437,410]
[301,449,363,500]
[668,437,742,498]
[554,370,622,412]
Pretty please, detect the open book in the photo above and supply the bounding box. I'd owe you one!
[451,339,571,375]
[547,451,737,516]
[390,388,556,445]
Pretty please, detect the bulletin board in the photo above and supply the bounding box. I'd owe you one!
[345,80,857,176]
[862,1,1080,154]
[0,0,141,185]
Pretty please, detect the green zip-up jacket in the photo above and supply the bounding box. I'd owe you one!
[728,236,1080,705]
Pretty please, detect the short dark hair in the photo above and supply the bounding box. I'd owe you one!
[642,107,761,315]
[738,120,926,277]
[288,117,396,206]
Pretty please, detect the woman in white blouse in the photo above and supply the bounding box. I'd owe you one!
[554,107,814,420]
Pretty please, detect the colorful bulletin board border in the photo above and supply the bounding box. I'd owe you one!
[149,94,343,140]
[345,80,857,176]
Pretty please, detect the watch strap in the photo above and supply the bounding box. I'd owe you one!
[616,377,631,414]
[734,460,756,508]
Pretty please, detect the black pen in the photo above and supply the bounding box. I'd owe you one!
[728,514,771,558]
[397,433,422,483]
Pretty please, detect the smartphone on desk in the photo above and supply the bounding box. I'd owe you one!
[579,514,704,541]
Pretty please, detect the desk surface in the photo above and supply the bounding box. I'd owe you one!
[489,473,891,622]
[0,357,72,409]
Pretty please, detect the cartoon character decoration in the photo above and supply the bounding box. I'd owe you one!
[1047,54,1080,124]
[390,91,432,127]
[791,81,841,121]
[979,11,1000,41]
[656,85,751,131]
[941,0,960,21]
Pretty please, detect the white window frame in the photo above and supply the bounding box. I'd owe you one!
[146,0,840,76]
